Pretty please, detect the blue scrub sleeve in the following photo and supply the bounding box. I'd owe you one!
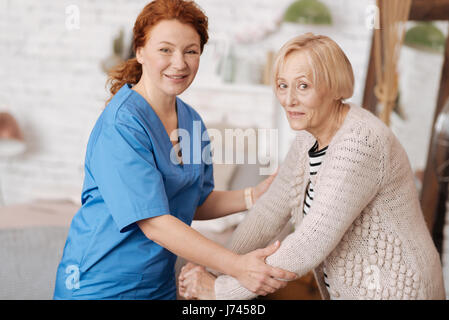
[198,127,214,206]
[89,109,171,233]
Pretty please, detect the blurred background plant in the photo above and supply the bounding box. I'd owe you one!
[405,22,446,54]
[283,0,332,25]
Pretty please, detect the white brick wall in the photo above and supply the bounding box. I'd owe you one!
[0,0,145,204]
[0,0,376,205]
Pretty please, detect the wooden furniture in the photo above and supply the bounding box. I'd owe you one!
[362,0,449,253]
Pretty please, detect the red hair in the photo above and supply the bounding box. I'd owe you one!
[106,0,209,104]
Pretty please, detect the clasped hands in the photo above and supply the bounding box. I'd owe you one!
[178,240,297,300]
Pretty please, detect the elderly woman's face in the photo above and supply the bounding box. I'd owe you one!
[275,50,334,132]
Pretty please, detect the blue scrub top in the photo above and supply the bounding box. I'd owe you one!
[53,84,214,300]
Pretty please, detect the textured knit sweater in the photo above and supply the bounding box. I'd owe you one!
[215,104,445,300]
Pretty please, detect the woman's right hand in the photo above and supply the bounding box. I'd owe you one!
[233,240,298,296]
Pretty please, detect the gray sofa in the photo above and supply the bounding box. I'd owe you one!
[0,199,77,299]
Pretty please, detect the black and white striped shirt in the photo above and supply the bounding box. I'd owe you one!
[303,140,331,293]
[303,140,327,217]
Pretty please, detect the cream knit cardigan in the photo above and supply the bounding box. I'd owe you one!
[215,104,445,300]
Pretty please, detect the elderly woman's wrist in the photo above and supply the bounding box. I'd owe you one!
[244,187,254,209]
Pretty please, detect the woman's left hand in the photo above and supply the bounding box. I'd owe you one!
[252,168,278,202]
[179,264,217,300]
[178,262,198,297]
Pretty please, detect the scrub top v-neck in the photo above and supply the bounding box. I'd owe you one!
[53,83,214,300]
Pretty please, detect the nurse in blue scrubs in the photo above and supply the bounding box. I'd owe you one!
[53,0,297,300]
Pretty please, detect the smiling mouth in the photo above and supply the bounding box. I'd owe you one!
[288,111,305,118]
[165,74,188,80]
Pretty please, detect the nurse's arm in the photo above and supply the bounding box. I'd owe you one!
[194,190,245,220]
[137,214,297,295]
[194,169,278,220]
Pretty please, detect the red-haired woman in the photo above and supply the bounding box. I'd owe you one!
[53,0,296,300]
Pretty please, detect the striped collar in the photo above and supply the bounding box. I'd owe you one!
[308,140,329,157]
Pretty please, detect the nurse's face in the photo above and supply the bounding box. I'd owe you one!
[136,19,201,97]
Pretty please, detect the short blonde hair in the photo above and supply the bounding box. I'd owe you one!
[273,33,354,101]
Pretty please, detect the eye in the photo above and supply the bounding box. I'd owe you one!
[297,83,308,90]
[186,50,199,55]
[159,48,171,53]
[278,83,288,90]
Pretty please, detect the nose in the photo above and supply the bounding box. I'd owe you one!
[171,51,187,70]
[285,86,298,108]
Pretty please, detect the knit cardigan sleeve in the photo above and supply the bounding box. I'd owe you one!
[214,124,386,300]
[221,136,303,255]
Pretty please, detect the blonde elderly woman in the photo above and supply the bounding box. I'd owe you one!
[178,33,445,300]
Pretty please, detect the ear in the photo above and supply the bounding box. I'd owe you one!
[135,47,144,65]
